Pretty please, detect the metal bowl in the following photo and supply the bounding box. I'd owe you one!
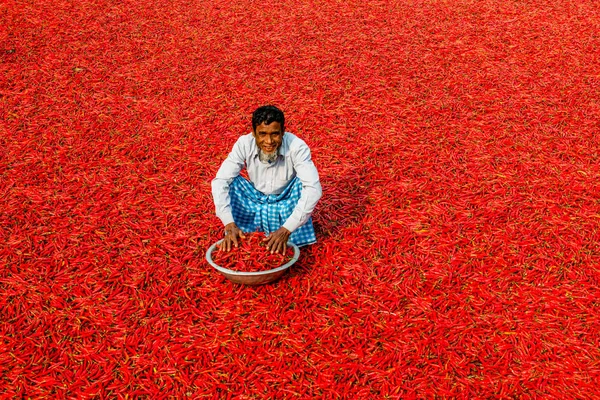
[206,239,300,285]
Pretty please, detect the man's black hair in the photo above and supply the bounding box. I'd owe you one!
[252,105,285,132]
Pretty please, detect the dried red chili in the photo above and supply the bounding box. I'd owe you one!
[2,0,599,397]
[212,232,293,272]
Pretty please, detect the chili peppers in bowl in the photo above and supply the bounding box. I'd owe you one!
[206,232,300,285]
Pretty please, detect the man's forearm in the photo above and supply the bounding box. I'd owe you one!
[211,135,246,226]
[211,177,235,226]
[282,182,322,232]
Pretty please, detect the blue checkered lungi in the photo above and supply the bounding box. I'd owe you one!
[229,176,316,247]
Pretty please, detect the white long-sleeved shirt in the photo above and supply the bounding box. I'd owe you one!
[211,132,322,232]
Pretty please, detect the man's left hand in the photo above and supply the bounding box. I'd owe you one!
[263,227,291,254]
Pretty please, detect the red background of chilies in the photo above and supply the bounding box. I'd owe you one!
[1,0,599,397]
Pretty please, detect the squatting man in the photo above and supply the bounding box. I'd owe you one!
[211,105,322,253]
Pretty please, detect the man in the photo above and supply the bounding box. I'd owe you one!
[211,105,322,254]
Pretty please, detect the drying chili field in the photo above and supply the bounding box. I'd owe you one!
[2,0,600,398]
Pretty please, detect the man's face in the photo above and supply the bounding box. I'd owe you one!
[253,121,284,155]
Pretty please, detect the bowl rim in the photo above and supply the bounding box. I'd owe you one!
[206,239,300,276]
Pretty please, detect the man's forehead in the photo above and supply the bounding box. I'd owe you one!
[255,121,282,132]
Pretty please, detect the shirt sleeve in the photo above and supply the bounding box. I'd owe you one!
[282,140,322,232]
[211,137,246,226]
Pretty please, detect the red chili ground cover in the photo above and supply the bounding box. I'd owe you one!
[2,0,600,397]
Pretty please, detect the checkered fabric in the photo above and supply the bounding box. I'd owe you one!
[229,176,317,247]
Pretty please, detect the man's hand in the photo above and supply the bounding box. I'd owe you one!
[219,223,246,252]
[263,227,291,254]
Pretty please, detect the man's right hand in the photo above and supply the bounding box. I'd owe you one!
[218,223,246,252]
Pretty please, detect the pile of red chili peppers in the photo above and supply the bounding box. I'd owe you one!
[2,0,599,397]
[212,232,293,272]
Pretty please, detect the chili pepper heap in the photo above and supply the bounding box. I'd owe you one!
[212,232,294,272]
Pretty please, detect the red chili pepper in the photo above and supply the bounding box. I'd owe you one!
[212,232,293,272]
